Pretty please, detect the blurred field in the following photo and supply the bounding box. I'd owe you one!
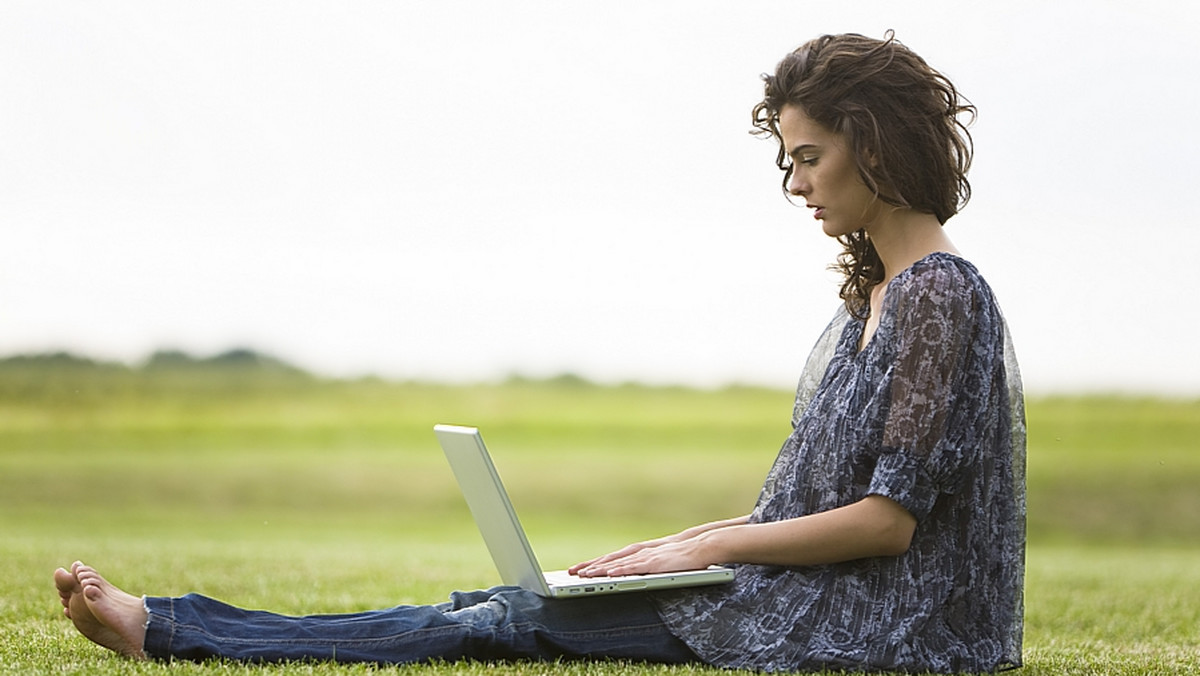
[2,356,1198,674]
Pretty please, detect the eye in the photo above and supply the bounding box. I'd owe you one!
[798,155,819,166]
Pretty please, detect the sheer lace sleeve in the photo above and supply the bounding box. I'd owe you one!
[791,306,852,427]
[869,262,1004,519]
[1003,317,1027,573]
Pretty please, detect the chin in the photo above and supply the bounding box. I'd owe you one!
[821,221,850,238]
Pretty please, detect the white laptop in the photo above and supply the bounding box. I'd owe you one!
[433,424,734,598]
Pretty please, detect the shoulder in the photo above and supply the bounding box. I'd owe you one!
[896,252,987,292]
[888,252,996,310]
[882,253,1005,346]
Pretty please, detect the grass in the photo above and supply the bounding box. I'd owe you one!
[2,364,1199,674]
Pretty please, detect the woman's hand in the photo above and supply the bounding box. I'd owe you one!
[568,536,674,577]
[568,515,749,578]
[569,536,711,578]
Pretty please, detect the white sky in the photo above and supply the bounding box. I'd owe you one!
[3,1,1199,394]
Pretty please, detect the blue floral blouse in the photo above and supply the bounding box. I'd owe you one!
[653,253,1026,673]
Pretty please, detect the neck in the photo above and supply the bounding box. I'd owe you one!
[864,208,959,282]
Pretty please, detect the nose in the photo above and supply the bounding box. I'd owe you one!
[787,169,809,197]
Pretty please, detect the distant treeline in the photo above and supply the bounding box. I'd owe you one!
[1,348,305,373]
[0,350,608,402]
[0,349,315,402]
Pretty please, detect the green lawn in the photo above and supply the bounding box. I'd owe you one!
[2,365,1198,674]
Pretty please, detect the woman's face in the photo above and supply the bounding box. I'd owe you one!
[777,104,882,238]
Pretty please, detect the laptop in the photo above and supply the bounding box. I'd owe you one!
[433,424,735,598]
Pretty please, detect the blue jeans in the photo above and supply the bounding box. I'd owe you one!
[143,586,699,666]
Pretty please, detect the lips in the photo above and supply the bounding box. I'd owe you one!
[807,204,825,219]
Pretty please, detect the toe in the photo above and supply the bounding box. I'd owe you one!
[54,567,79,592]
[76,567,101,589]
[54,567,82,611]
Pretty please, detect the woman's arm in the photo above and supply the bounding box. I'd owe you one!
[572,496,915,577]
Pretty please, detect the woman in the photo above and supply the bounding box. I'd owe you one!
[55,32,1024,673]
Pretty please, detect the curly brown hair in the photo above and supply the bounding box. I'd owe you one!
[751,31,976,319]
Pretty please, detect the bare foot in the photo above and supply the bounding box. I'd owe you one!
[54,562,148,660]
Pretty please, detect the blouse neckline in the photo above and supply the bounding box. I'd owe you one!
[850,251,973,358]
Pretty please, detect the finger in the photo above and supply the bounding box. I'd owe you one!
[571,543,644,573]
[576,557,626,577]
[571,557,618,577]
[597,551,654,576]
[569,551,620,575]
[568,560,597,575]
[576,552,637,577]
